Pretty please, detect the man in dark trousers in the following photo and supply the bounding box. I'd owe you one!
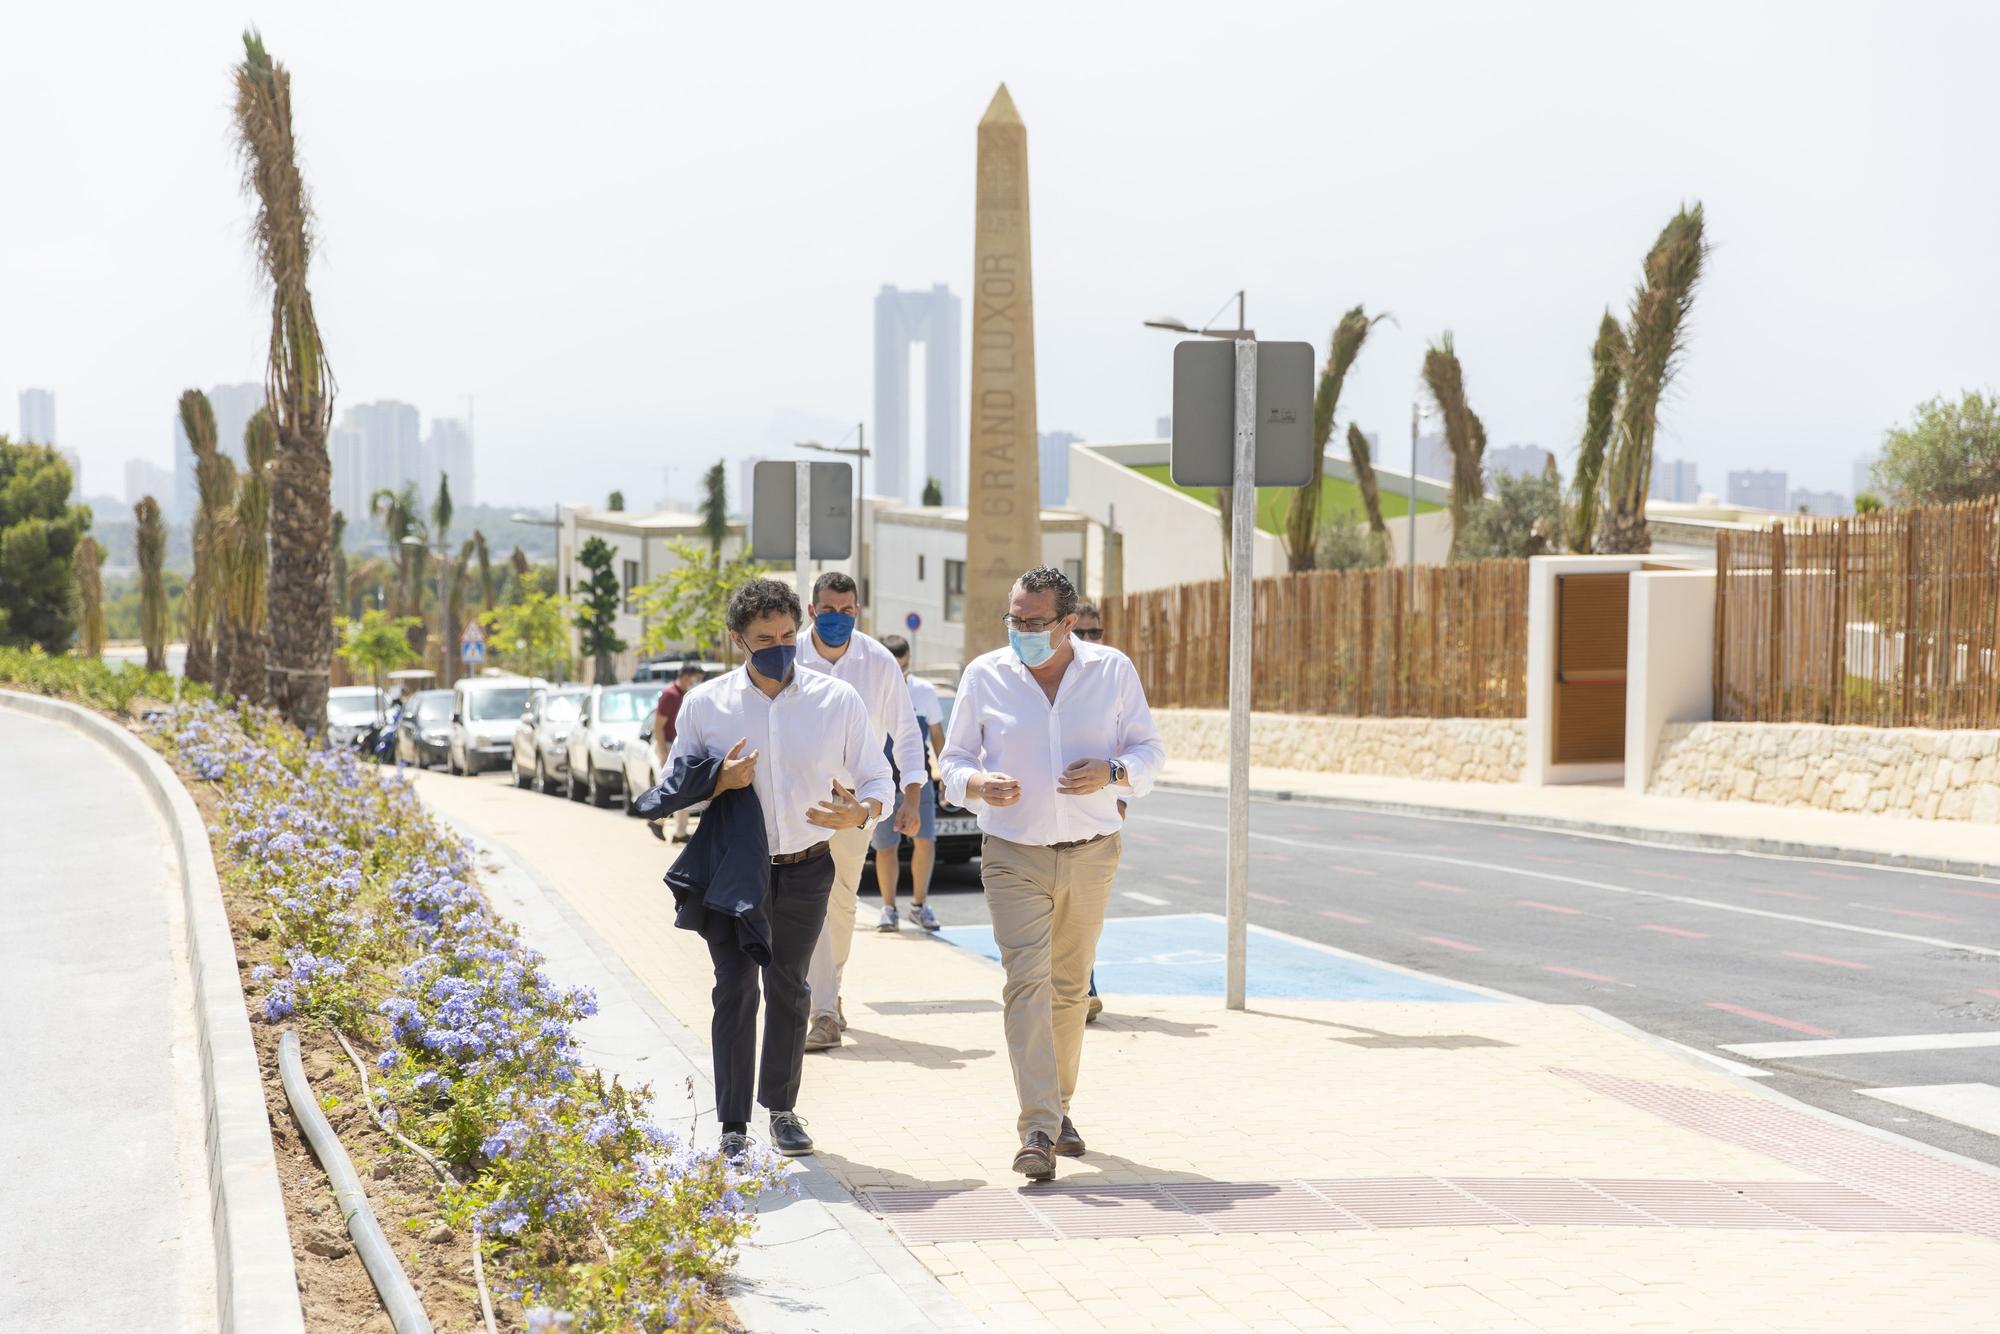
[647,579,893,1158]
[648,660,705,843]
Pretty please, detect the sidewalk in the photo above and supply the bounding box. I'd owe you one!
[414,769,2000,1333]
[1157,758,2000,878]
[0,709,215,1330]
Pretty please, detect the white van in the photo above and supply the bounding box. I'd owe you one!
[448,674,544,776]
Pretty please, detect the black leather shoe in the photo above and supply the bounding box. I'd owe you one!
[769,1111,814,1157]
[719,1130,749,1159]
[1012,1131,1056,1181]
[1053,1117,1085,1157]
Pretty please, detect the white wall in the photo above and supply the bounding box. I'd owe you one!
[1625,570,1717,793]
[1068,443,1285,593]
[868,509,1087,674]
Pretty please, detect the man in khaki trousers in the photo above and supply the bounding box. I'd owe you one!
[940,567,1165,1180]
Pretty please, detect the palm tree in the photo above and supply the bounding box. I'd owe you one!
[74,536,107,659]
[370,485,422,614]
[1345,423,1392,560]
[1421,333,1488,560]
[473,529,496,613]
[1284,305,1389,570]
[135,497,168,673]
[179,390,226,685]
[430,474,455,681]
[235,30,335,732]
[509,545,532,603]
[444,538,475,687]
[222,409,276,703]
[1566,312,1628,553]
[346,556,392,619]
[1600,203,1708,554]
[700,460,729,567]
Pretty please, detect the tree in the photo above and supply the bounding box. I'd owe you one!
[0,438,91,650]
[574,535,626,682]
[472,529,496,612]
[335,610,420,699]
[1566,312,1628,553]
[346,556,391,619]
[135,497,169,672]
[221,408,276,703]
[922,476,944,507]
[1316,509,1387,572]
[1457,468,1564,561]
[1872,391,2000,505]
[508,545,532,603]
[236,30,336,732]
[607,489,625,512]
[179,389,229,685]
[1422,334,1487,561]
[1600,203,1708,554]
[1285,305,1389,570]
[699,461,729,566]
[443,538,474,688]
[74,536,107,659]
[634,539,769,663]
[1854,492,1885,514]
[370,484,423,615]
[1345,423,1392,559]
[483,592,572,682]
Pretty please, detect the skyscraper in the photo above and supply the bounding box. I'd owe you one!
[426,417,474,506]
[1727,469,1788,512]
[1486,443,1553,479]
[17,388,55,445]
[329,400,424,532]
[173,382,265,520]
[125,458,174,507]
[873,284,963,505]
[1649,457,1701,503]
[1038,429,1082,508]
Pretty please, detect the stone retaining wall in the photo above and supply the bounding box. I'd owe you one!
[1153,709,1525,783]
[1649,720,2000,824]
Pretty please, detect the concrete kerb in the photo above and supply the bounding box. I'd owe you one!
[1153,777,2000,881]
[0,691,304,1334]
[436,812,987,1334]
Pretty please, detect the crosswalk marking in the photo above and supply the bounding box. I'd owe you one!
[1721,1031,2000,1059]
[1858,1084,2000,1138]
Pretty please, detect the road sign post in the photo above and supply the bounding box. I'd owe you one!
[1170,337,1313,1011]
[459,618,486,668]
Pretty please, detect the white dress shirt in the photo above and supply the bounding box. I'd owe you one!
[797,629,926,788]
[907,674,941,727]
[668,666,896,856]
[940,638,1166,846]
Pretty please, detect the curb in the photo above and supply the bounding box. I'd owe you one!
[1153,778,2000,880]
[440,812,987,1334]
[0,691,305,1333]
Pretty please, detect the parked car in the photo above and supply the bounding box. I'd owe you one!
[563,683,655,805]
[861,675,978,881]
[620,698,663,813]
[511,685,588,793]
[394,689,455,768]
[448,675,542,776]
[325,686,386,748]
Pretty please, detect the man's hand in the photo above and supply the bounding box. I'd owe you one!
[715,738,758,793]
[1057,759,1113,796]
[893,786,923,836]
[970,771,1021,807]
[806,779,871,830]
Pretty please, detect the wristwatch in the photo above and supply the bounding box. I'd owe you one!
[1108,759,1127,786]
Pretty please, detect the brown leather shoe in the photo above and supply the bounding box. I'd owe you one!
[1053,1117,1085,1157]
[1012,1131,1056,1181]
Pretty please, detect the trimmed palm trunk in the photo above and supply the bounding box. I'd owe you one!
[223,409,275,703]
[74,536,107,659]
[235,31,335,731]
[1284,306,1387,570]
[1421,334,1487,561]
[1600,203,1707,554]
[1346,423,1392,561]
[1566,312,1627,553]
[135,498,169,673]
[179,390,225,684]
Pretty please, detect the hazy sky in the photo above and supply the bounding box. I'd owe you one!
[5,2,1996,511]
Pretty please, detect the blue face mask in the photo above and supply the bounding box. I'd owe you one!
[813,609,856,647]
[1009,627,1056,668]
[745,643,796,681]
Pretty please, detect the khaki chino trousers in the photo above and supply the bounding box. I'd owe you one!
[981,832,1122,1143]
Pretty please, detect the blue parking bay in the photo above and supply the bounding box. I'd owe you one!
[936,913,1501,1003]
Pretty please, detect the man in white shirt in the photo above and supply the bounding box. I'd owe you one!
[873,633,946,933]
[795,572,925,1052]
[665,578,895,1158]
[939,566,1165,1180]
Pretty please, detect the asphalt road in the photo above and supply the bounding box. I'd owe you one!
[430,762,2000,1168]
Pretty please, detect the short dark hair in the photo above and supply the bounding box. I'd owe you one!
[727,578,802,635]
[676,661,703,681]
[811,570,857,602]
[1014,565,1077,618]
[1074,600,1101,622]
[880,633,910,659]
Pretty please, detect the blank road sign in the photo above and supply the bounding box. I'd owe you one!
[1169,340,1316,488]
[752,460,852,560]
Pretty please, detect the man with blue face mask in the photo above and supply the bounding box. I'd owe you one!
[939,566,1165,1181]
[796,571,926,1052]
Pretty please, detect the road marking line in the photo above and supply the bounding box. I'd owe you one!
[1809,867,1864,881]
[1706,1003,1836,1038]
[1949,886,2000,901]
[1856,1084,2000,1137]
[1164,873,1202,886]
[1139,814,2000,958]
[1720,1030,2000,1058]
[1352,832,1390,843]
[1320,909,1371,925]
[1418,880,1467,893]
[1328,864,1378,877]
[1856,903,1968,924]
[1982,989,2000,1000]
[1255,851,1292,862]
[1526,854,1572,864]
[1630,868,1691,882]
[1422,934,1485,952]
[1641,924,1708,939]
[1122,891,1170,907]
[1496,833,1534,843]
[1749,887,1821,901]
[1249,891,1288,906]
[1544,964,1617,982]
[1126,831,1161,843]
[1516,899,1582,915]
[1783,950,1872,971]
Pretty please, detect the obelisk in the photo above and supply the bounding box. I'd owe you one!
[962,83,1041,660]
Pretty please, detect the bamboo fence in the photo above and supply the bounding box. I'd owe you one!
[1714,498,2000,728]
[1109,561,1528,719]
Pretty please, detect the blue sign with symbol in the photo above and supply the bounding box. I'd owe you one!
[905,612,922,632]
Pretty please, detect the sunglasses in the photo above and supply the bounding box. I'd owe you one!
[1074,627,1105,642]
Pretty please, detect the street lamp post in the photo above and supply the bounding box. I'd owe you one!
[797,425,869,629]
[1408,402,1437,604]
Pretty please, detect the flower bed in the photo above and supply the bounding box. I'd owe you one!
[154,697,787,1331]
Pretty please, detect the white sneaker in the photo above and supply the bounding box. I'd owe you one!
[913,902,941,933]
[877,905,899,932]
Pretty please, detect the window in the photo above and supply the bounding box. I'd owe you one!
[622,559,640,613]
[944,559,965,622]
[1063,558,1084,593]
[917,554,926,582]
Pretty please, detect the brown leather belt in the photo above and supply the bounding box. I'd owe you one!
[771,841,830,865]
[1048,833,1111,852]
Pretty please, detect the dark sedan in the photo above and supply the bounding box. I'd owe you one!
[394,690,455,769]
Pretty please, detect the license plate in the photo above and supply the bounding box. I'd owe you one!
[935,816,979,838]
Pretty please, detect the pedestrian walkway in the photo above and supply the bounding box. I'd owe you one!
[0,709,215,1331]
[1158,758,2000,876]
[414,770,2000,1333]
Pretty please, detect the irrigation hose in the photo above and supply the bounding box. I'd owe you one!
[279,1029,436,1334]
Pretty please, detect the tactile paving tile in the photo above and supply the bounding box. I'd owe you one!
[857,1187,1059,1242]
[1582,1178,1797,1228]
[1159,1179,1365,1233]
[1448,1177,1662,1227]
[1305,1176,1515,1228]
[1019,1182,1212,1238]
[1735,1181,1959,1233]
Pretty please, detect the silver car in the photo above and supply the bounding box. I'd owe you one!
[326,686,386,747]
[511,686,588,793]
[564,683,655,805]
[449,676,541,776]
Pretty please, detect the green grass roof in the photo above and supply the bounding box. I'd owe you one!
[1131,463,1440,537]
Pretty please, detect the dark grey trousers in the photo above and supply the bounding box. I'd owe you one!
[707,848,835,1123]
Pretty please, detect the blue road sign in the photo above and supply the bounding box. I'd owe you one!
[905,611,922,632]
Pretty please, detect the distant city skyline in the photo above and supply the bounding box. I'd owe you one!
[331,400,476,529]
